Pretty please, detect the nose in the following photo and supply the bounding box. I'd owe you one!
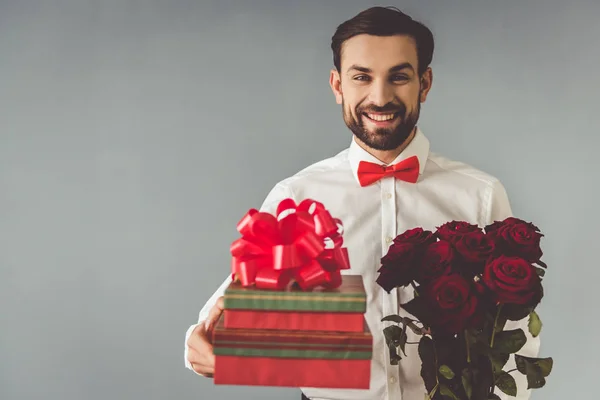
[369,79,394,106]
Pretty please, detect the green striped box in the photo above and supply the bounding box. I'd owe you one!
[212,313,373,360]
[223,274,367,313]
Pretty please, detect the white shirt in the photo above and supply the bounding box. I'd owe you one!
[184,128,540,400]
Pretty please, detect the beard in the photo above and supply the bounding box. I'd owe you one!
[342,98,420,151]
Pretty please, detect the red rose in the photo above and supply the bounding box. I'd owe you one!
[377,243,416,293]
[377,228,436,293]
[454,231,496,274]
[482,255,542,305]
[416,240,454,284]
[422,274,479,334]
[486,218,544,263]
[485,217,540,234]
[393,227,436,248]
[381,242,414,265]
[436,221,482,242]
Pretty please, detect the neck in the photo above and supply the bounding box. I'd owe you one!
[355,127,417,164]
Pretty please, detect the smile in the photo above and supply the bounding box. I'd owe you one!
[363,112,400,124]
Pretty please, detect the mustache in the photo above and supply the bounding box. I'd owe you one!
[359,103,406,114]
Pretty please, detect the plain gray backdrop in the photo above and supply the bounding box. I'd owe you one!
[1,1,598,399]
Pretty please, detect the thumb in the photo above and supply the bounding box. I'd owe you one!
[208,297,224,321]
[205,297,225,335]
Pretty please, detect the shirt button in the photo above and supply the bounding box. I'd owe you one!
[385,192,392,199]
[386,236,393,244]
[389,376,397,384]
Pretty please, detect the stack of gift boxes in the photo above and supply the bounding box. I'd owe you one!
[212,274,373,389]
[210,198,373,389]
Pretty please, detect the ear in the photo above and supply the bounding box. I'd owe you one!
[329,68,343,105]
[419,67,433,103]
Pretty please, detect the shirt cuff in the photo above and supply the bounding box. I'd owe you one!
[184,322,204,375]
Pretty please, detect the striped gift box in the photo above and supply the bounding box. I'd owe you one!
[212,313,373,389]
[223,274,367,332]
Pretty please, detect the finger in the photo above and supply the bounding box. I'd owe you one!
[188,341,215,367]
[186,324,204,349]
[187,343,213,364]
[187,325,216,367]
[205,297,225,339]
[207,297,225,324]
[190,361,214,377]
[215,296,224,310]
[188,324,213,354]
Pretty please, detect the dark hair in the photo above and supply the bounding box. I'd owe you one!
[331,6,434,75]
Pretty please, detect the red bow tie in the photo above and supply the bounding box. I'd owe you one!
[357,156,420,187]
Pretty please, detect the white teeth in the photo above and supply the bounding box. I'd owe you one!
[367,113,395,121]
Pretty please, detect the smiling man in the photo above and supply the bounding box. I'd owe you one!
[333,33,431,162]
[185,6,539,400]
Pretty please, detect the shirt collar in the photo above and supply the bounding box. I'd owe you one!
[348,127,430,185]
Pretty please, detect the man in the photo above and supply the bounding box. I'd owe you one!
[184,6,540,400]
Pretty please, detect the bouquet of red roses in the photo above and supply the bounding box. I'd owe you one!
[376,217,552,400]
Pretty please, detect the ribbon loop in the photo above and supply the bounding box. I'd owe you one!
[230,198,350,290]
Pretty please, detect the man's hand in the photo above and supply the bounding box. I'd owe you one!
[187,297,224,377]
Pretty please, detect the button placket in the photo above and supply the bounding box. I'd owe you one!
[381,176,401,399]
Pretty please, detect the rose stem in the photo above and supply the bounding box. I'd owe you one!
[490,304,503,348]
[465,331,471,363]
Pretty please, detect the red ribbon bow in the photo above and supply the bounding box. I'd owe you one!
[230,198,351,290]
[357,155,420,187]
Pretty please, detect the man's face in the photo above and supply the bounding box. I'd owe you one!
[330,34,432,151]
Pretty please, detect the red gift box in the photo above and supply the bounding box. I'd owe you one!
[224,309,364,332]
[223,275,367,332]
[212,314,372,389]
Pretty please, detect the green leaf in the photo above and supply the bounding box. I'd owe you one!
[492,329,527,354]
[439,384,460,400]
[536,357,553,377]
[398,324,409,356]
[528,311,542,337]
[495,371,517,397]
[488,394,501,400]
[382,315,429,336]
[515,354,548,389]
[388,341,401,365]
[383,325,402,346]
[439,365,455,380]
[535,266,546,277]
[489,352,510,373]
[385,324,409,364]
[461,369,472,399]
[515,355,553,389]
[514,355,553,376]
[382,315,405,324]
[525,364,546,389]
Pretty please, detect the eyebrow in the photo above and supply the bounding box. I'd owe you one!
[347,63,415,74]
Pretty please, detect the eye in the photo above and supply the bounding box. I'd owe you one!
[353,75,371,82]
[391,75,409,82]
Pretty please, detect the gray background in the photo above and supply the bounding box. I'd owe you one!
[1,0,597,399]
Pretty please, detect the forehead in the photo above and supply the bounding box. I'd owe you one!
[340,34,418,72]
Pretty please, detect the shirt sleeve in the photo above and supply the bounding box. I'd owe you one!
[487,178,513,223]
[487,179,541,400]
[184,182,295,374]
